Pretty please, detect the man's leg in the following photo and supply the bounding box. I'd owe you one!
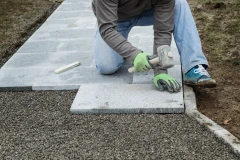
[94,29,124,75]
[174,0,208,74]
[94,21,133,75]
[174,0,216,87]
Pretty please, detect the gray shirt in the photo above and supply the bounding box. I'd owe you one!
[92,0,175,63]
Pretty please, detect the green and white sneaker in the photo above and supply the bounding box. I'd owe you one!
[184,65,217,87]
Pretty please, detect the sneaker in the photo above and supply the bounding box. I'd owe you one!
[184,65,217,87]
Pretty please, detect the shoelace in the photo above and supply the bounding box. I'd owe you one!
[194,65,210,77]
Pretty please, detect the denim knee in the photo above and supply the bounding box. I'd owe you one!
[96,62,122,75]
[175,0,188,6]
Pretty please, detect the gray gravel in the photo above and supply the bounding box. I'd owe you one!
[0,91,238,159]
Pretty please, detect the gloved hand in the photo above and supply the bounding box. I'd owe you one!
[154,73,181,93]
[133,52,153,72]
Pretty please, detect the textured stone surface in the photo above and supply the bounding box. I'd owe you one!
[17,40,59,53]
[0,68,43,91]
[17,39,94,53]
[70,84,184,114]
[57,39,94,52]
[47,10,94,20]
[31,29,96,40]
[56,2,91,12]
[2,51,93,69]
[37,18,96,32]
[32,66,132,90]
[133,65,182,84]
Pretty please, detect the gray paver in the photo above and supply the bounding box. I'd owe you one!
[32,66,132,90]
[17,41,59,53]
[0,68,43,91]
[57,39,94,52]
[128,37,140,47]
[17,39,94,53]
[56,3,90,12]
[47,11,94,20]
[30,29,95,41]
[2,51,93,69]
[129,26,154,38]
[65,0,92,3]
[70,84,184,114]
[133,65,182,84]
[37,18,96,31]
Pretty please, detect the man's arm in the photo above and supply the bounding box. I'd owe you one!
[94,0,142,62]
[153,0,175,55]
[153,0,175,75]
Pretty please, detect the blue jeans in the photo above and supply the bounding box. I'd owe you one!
[94,0,208,75]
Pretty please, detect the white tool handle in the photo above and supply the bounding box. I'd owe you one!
[54,61,81,74]
[128,57,160,73]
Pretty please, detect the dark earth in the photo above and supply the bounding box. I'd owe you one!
[0,0,239,159]
[188,0,240,139]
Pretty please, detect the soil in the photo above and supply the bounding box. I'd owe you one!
[187,0,240,139]
[0,0,60,67]
[0,0,239,141]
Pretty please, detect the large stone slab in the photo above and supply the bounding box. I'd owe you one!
[0,68,43,91]
[70,84,184,114]
[2,51,93,69]
[35,18,96,32]
[129,26,154,38]
[32,66,133,90]
[17,39,94,53]
[132,65,182,84]
[56,2,91,12]
[47,10,94,20]
[30,29,95,41]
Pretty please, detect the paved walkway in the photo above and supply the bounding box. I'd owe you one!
[0,0,183,114]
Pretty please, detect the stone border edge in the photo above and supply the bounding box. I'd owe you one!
[183,85,240,156]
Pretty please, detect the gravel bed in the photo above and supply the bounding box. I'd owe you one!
[0,91,238,159]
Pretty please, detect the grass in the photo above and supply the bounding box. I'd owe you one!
[193,0,240,66]
[0,0,59,62]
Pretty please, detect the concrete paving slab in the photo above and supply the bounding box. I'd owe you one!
[128,37,140,48]
[56,2,90,12]
[70,84,184,114]
[57,39,94,52]
[30,28,95,41]
[129,26,154,38]
[65,0,92,3]
[36,18,96,32]
[2,51,93,69]
[132,65,182,84]
[17,40,59,53]
[47,10,94,20]
[33,66,132,90]
[0,68,43,91]
[17,39,94,53]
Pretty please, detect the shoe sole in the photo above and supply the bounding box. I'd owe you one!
[184,79,217,88]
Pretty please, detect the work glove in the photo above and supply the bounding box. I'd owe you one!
[154,73,181,93]
[133,52,153,72]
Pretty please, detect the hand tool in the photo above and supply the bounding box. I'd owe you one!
[128,45,174,73]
